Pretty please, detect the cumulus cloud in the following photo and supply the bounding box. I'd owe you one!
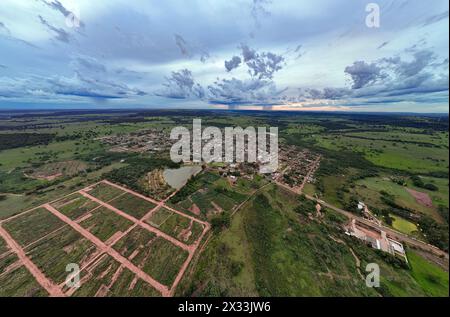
[224,56,242,72]
[239,44,284,79]
[156,69,205,99]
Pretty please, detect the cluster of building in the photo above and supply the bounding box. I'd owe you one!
[274,145,321,188]
[345,219,408,262]
[96,128,171,153]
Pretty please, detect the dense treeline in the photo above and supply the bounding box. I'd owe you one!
[0,133,55,151]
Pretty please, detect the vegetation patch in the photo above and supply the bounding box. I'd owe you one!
[3,207,66,247]
[26,226,98,284]
[79,207,133,242]
[86,183,125,202]
[108,192,156,219]
[51,193,99,220]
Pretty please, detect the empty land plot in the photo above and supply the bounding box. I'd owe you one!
[0,252,20,275]
[2,208,66,247]
[146,207,204,245]
[50,193,99,220]
[86,182,125,202]
[112,226,156,259]
[26,225,98,284]
[79,206,133,242]
[108,267,161,297]
[131,236,189,286]
[0,236,8,255]
[108,192,156,219]
[70,255,122,297]
[0,265,48,297]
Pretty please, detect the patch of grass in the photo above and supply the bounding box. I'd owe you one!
[86,182,125,202]
[51,193,99,220]
[391,214,419,235]
[108,192,156,219]
[136,237,189,287]
[3,207,66,247]
[113,226,156,259]
[26,226,98,284]
[407,251,449,297]
[109,268,161,297]
[0,265,48,297]
[146,208,204,245]
[79,207,133,242]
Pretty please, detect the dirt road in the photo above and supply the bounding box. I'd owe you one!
[0,225,65,297]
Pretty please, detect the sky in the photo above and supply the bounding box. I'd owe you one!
[0,0,448,112]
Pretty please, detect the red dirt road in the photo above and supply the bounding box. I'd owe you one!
[43,204,170,297]
[0,225,65,297]
[79,190,192,252]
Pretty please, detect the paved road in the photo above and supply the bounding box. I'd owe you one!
[275,181,449,260]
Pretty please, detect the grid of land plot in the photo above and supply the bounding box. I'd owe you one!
[0,180,210,297]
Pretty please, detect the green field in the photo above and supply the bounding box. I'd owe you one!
[146,207,204,245]
[391,214,419,235]
[26,226,98,284]
[113,226,155,256]
[112,225,191,289]
[51,193,100,220]
[0,265,48,297]
[355,177,444,222]
[86,182,126,202]
[312,131,448,174]
[108,192,156,219]
[79,207,133,242]
[2,207,66,247]
[140,237,189,286]
[70,254,160,297]
[407,251,449,297]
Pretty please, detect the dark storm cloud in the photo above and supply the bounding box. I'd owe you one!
[299,49,449,103]
[207,77,286,105]
[38,15,71,43]
[224,56,242,72]
[344,61,383,89]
